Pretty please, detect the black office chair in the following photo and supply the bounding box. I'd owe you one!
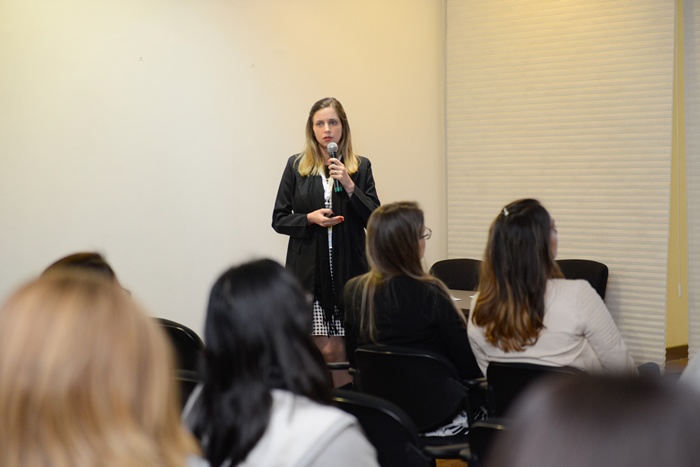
[332,389,433,467]
[176,369,201,409]
[353,345,483,460]
[429,258,481,291]
[556,259,609,299]
[156,318,205,372]
[459,418,509,467]
[486,362,580,417]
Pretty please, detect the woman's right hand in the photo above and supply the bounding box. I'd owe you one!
[307,208,345,227]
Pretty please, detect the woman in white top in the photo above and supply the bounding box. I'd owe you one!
[184,259,378,467]
[468,199,636,374]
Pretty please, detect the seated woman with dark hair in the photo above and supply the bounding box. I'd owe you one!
[468,199,636,374]
[344,202,481,435]
[486,373,700,467]
[183,259,378,467]
[344,201,480,379]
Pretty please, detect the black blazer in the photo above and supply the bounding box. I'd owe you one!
[272,154,380,297]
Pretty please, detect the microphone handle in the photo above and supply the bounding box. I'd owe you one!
[333,153,342,192]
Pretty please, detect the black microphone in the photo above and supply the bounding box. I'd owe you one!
[327,142,342,192]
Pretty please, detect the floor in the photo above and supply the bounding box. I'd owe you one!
[437,459,467,467]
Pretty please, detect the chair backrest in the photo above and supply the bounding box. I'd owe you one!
[487,362,580,417]
[556,259,609,299]
[332,389,432,467]
[156,318,205,372]
[176,369,201,409]
[429,258,481,291]
[354,345,469,432]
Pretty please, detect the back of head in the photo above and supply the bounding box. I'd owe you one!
[198,259,330,466]
[0,271,196,467]
[349,202,460,344]
[42,252,118,282]
[365,201,425,278]
[472,198,562,351]
[486,374,700,467]
[482,198,558,288]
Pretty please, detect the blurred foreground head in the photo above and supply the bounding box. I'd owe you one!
[486,373,700,467]
[42,252,117,280]
[0,271,197,467]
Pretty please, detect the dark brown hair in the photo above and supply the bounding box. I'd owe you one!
[345,201,462,343]
[471,199,562,351]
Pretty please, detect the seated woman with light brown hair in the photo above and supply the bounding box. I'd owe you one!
[468,198,636,374]
[0,271,204,467]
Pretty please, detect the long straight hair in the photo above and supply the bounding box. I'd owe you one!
[346,201,463,343]
[195,259,331,467]
[0,272,198,467]
[471,198,562,352]
[296,97,360,176]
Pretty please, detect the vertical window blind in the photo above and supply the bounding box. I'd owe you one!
[686,0,700,356]
[446,0,676,364]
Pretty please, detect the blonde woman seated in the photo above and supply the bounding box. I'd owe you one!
[0,271,204,467]
[468,199,636,374]
[344,202,481,435]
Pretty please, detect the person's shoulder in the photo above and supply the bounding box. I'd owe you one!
[389,275,425,290]
[549,277,595,294]
[287,153,302,165]
[272,390,356,426]
[345,273,367,292]
[355,155,372,167]
[391,276,446,300]
[547,278,602,313]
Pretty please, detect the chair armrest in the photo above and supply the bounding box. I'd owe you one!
[462,376,488,390]
[461,377,494,421]
[326,361,351,370]
[458,446,474,462]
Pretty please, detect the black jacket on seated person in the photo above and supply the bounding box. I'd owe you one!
[344,275,482,379]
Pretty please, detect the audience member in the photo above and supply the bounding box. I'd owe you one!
[680,352,700,389]
[485,373,700,467]
[0,271,203,467]
[468,198,636,374]
[344,201,481,436]
[42,251,118,279]
[183,259,378,467]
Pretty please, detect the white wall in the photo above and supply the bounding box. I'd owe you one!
[0,0,446,335]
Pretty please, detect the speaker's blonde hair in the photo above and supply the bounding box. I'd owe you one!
[0,271,199,467]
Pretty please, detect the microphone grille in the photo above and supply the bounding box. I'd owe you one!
[327,142,338,155]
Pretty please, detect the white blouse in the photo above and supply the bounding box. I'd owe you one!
[468,278,637,374]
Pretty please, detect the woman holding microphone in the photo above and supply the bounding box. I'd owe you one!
[272,97,380,387]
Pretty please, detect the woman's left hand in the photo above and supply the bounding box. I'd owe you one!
[328,158,355,195]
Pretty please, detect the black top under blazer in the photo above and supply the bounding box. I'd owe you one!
[272,154,380,300]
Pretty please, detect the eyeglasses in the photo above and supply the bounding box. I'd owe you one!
[421,227,432,240]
